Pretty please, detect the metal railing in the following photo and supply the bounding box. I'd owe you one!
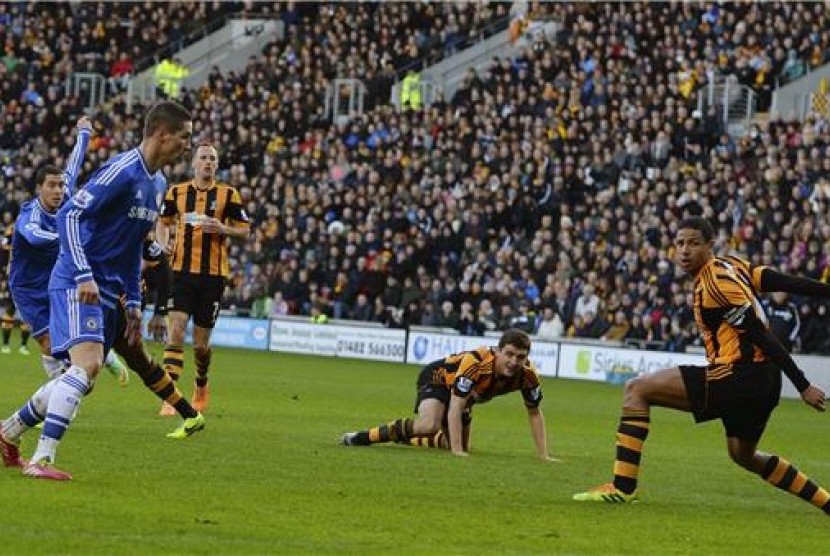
[697,74,756,136]
[325,79,367,124]
[64,73,107,114]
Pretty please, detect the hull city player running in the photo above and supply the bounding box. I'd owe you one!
[574,217,829,515]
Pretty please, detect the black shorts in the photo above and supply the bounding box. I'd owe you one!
[680,362,782,442]
[171,273,225,328]
[414,362,451,411]
[413,362,472,425]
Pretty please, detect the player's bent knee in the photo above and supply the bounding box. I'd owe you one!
[622,376,643,399]
[170,329,186,344]
[728,450,754,471]
[416,415,443,435]
[726,441,758,472]
[69,343,104,379]
[421,423,442,436]
[81,362,102,380]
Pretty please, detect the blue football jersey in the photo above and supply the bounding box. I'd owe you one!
[8,129,90,290]
[50,148,167,310]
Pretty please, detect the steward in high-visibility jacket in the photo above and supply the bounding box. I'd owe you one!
[154,58,190,99]
[400,71,422,111]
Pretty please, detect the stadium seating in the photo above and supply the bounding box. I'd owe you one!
[2,2,830,354]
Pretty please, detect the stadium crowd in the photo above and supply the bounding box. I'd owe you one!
[2,2,830,355]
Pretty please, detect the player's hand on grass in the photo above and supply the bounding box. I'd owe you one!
[801,385,826,412]
[147,314,167,342]
[77,279,99,304]
[124,307,143,347]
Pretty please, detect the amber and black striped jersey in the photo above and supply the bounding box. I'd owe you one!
[120,236,171,312]
[160,181,250,277]
[141,236,171,314]
[1,224,12,275]
[693,255,772,369]
[426,346,543,408]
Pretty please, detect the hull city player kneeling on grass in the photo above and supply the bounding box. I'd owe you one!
[574,217,830,515]
[342,329,558,461]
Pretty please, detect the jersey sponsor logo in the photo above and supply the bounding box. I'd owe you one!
[455,376,474,394]
[184,212,207,226]
[128,206,159,222]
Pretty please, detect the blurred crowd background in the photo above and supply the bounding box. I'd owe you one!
[2,1,830,354]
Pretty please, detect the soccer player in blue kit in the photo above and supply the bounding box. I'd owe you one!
[6,116,129,383]
[6,101,200,480]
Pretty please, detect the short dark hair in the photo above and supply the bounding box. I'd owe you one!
[499,329,531,351]
[35,164,62,186]
[143,100,192,137]
[678,216,714,242]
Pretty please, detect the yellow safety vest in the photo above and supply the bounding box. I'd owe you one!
[401,73,421,110]
[154,60,190,99]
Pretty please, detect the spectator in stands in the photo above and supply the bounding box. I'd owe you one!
[601,310,631,342]
[763,292,801,352]
[268,291,290,318]
[6,1,830,356]
[436,300,459,330]
[350,293,373,322]
[457,301,484,336]
[109,52,134,92]
[573,284,600,320]
[798,303,830,355]
[536,306,564,339]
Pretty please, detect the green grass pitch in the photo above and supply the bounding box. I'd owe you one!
[0,345,828,555]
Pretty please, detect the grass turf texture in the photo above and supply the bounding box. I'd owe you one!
[0,345,828,555]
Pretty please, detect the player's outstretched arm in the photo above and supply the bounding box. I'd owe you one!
[736,306,823,409]
[63,116,93,197]
[760,268,830,298]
